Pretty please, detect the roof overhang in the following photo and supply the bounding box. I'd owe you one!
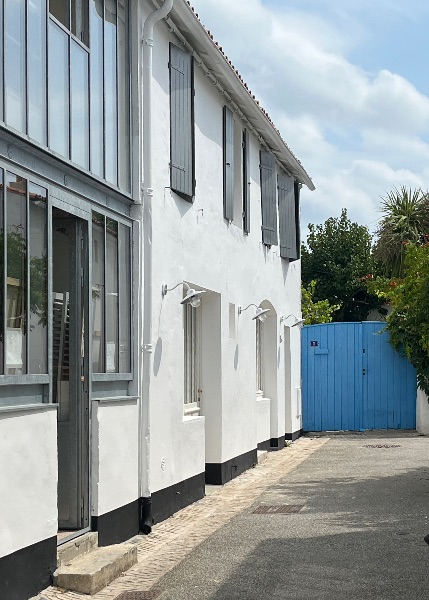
[148,0,315,191]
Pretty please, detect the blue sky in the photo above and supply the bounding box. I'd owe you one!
[190,0,429,239]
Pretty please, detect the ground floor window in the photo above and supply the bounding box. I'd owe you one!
[184,303,201,415]
[0,169,48,375]
[91,211,132,374]
[256,319,264,395]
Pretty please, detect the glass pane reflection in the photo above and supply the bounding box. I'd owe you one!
[49,21,69,158]
[6,172,27,375]
[5,0,26,132]
[28,183,48,374]
[106,218,118,373]
[92,212,105,373]
[28,0,47,144]
[71,41,89,169]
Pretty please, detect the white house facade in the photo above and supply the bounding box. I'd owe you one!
[0,1,313,598]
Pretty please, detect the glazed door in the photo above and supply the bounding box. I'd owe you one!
[52,208,89,531]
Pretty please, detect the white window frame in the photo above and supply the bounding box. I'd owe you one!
[184,303,202,416]
[256,319,264,396]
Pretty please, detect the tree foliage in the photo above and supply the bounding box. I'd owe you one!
[302,281,340,325]
[301,209,380,322]
[374,186,429,278]
[369,244,429,396]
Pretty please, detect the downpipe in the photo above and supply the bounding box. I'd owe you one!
[138,0,174,535]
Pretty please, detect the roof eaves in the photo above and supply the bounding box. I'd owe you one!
[148,0,315,191]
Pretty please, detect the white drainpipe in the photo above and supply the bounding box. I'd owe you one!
[138,0,174,531]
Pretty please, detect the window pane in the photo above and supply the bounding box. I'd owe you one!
[49,21,69,158]
[104,2,117,185]
[50,0,70,30]
[92,212,105,372]
[28,0,47,144]
[0,170,4,373]
[71,0,89,45]
[106,218,118,372]
[118,223,131,372]
[71,41,89,169]
[5,0,26,132]
[6,172,27,375]
[118,0,130,191]
[90,0,104,177]
[28,183,48,374]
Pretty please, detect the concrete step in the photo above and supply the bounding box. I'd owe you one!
[257,449,268,464]
[57,532,99,567]
[53,543,138,595]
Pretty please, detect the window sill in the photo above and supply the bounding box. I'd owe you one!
[0,403,58,415]
[184,403,201,417]
[92,373,133,382]
[0,375,49,386]
[92,396,138,405]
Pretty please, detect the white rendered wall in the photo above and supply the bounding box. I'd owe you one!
[91,400,139,516]
[146,11,302,493]
[0,408,57,558]
[416,389,429,435]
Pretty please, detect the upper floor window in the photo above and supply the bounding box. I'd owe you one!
[50,0,89,45]
[170,43,195,201]
[222,106,250,231]
[260,150,278,246]
[278,174,300,261]
[1,0,130,192]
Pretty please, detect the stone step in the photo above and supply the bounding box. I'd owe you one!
[257,449,268,464]
[57,532,99,567]
[53,543,138,595]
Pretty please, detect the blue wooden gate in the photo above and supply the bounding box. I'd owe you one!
[302,322,417,432]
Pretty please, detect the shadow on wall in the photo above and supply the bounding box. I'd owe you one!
[153,336,163,376]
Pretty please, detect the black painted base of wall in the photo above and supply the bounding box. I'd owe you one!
[150,472,206,525]
[206,448,258,485]
[0,536,56,600]
[269,435,286,450]
[285,429,303,442]
[92,499,139,546]
[257,439,271,451]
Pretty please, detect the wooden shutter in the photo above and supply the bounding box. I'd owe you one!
[223,106,234,221]
[170,44,194,200]
[260,150,278,246]
[278,173,298,260]
[243,128,250,233]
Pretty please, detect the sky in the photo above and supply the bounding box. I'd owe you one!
[190,0,429,240]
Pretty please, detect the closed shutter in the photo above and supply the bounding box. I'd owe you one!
[260,150,278,246]
[223,105,234,221]
[243,128,250,233]
[170,43,194,200]
[278,173,298,260]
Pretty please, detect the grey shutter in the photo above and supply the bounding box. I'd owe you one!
[278,173,298,260]
[223,106,234,221]
[170,44,194,200]
[243,128,250,233]
[260,150,278,246]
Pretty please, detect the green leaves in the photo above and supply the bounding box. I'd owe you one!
[302,209,381,322]
[385,243,429,396]
[374,187,429,278]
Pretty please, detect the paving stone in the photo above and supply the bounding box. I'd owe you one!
[41,437,326,599]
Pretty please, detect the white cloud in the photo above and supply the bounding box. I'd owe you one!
[190,0,429,237]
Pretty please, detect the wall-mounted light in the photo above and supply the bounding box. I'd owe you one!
[238,304,270,322]
[162,282,206,308]
[280,314,305,328]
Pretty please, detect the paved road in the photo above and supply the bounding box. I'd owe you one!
[156,432,429,600]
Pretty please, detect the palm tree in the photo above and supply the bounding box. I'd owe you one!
[374,186,429,278]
